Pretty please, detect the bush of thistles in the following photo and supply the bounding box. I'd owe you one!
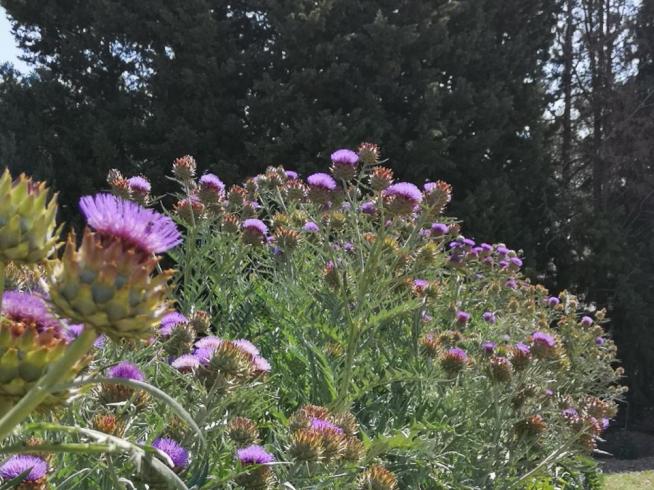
[0,144,623,489]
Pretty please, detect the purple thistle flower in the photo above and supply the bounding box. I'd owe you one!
[331,149,359,167]
[233,339,260,357]
[413,279,429,290]
[505,278,518,289]
[171,354,200,372]
[360,201,376,215]
[498,260,509,269]
[107,362,145,382]
[580,316,594,327]
[601,418,610,430]
[0,455,48,482]
[462,238,476,248]
[595,337,606,346]
[195,336,222,350]
[303,221,320,233]
[237,445,275,465]
[199,173,225,193]
[482,341,496,354]
[285,170,299,180]
[310,418,344,434]
[253,356,271,373]
[160,311,188,336]
[79,194,181,254]
[242,219,268,236]
[562,408,578,418]
[152,438,189,471]
[509,257,523,269]
[307,173,337,191]
[2,291,61,333]
[532,331,556,348]
[515,342,531,355]
[480,243,493,253]
[383,182,423,205]
[545,388,554,397]
[496,245,510,256]
[65,323,107,348]
[431,223,449,236]
[127,176,151,194]
[482,311,496,324]
[193,347,215,366]
[455,310,471,325]
[547,296,560,307]
[447,347,468,362]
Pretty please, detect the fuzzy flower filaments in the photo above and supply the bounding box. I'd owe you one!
[48,194,180,340]
[0,291,86,412]
[152,437,189,472]
[100,361,149,407]
[0,454,48,489]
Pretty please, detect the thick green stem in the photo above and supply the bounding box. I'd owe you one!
[0,327,97,441]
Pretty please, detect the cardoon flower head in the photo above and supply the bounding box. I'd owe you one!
[242,218,268,245]
[0,455,48,483]
[198,173,225,203]
[509,257,523,269]
[360,201,377,215]
[489,356,513,382]
[440,347,468,375]
[480,243,493,253]
[383,182,422,215]
[172,155,196,181]
[107,362,145,382]
[412,279,429,295]
[330,149,359,180]
[547,296,560,307]
[595,336,606,346]
[455,310,471,325]
[482,341,496,354]
[482,311,496,324]
[152,438,189,472]
[422,180,452,215]
[357,142,380,164]
[303,221,320,233]
[0,290,87,407]
[127,176,151,194]
[171,354,200,373]
[80,194,182,255]
[580,316,594,327]
[562,408,578,419]
[431,223,449,236]
[511,342,531,370]
[285,170,299,180]
[2,291,61,333]
[160,311,188,336]
[496,245,510,256]
[356,465,398,490]
[505,278,518,289]
[237,445,275,465]
[0,170,59,264]
[530,331,556,359]
[370,166,394,191]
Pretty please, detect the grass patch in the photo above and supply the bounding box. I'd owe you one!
[604,470,654,489]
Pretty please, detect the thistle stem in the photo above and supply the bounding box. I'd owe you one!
[0,327,97,441]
